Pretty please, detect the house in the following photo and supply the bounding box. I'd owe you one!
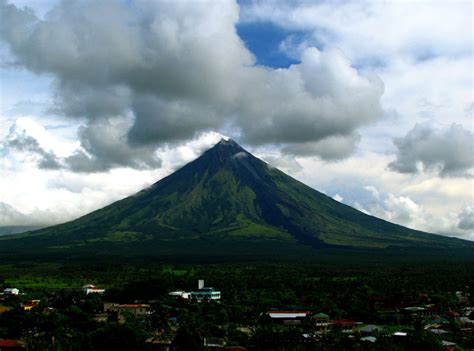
[0,339,23,350]
[190,280,221,301]
[104,302,151,321]
[146,336,173,351]
[168,291,190,299]
[360,324,382,334]
[392,332,407,337]
[441,340,456,351]
[312,313,330,334]
[2,288,19,296]
[332,319,358,334]
[429,329,449,335]
[82,284,105,295]
[444,310,460,322]
[360,336,377,343]
[456,291,470,304]
[459,316,474,325]
[266,310,310,325]
[403,306,437,320]
[22,300,40,311]
[0,306,11,314]
[203,337,225,350]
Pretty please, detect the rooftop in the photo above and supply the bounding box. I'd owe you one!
[0,339,22,347]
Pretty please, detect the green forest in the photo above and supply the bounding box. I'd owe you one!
[0,253,473,350]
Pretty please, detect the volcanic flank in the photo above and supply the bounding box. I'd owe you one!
[1,139,472,258]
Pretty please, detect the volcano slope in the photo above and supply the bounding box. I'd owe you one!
[1,139,472,261]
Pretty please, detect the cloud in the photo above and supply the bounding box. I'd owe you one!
[261,154,303,174]
[0,116,161,173]
[388,123,474,177]
[348,185,473,240]
[0,131,225,226]
[240,1,472,64]
[1,119,62,169]
[282,133,361,160]
[0,201,30,226]
[65,117,162,172]
[458,205,474,231]
[0,0,383,170]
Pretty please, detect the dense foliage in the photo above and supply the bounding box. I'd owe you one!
[0,257,472,350]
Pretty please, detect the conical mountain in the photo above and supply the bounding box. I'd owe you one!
[2,139,472,258]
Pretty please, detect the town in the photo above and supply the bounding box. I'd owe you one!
[0,262,473,350]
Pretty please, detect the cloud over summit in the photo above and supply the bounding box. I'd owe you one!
[0,0,383,170]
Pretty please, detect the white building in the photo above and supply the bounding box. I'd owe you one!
[168,291,190,299]
[190,280,221,301]
[3,288,19,295]
[82,284,105,295]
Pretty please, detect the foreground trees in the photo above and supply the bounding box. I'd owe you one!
[0,259,472,350]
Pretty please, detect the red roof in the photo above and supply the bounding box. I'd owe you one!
[267,310,311,314]
[332,319,356,326]
[445,310,460,317]
[0,339,22,347]
[119,304,150,309]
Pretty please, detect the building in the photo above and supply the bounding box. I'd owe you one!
[266,311,310,325]
[82,284,105,295]
[190,287,221,301]
[203,337,225,350]
[168,291,190,299]
[444,310,460,322]
[441,340,456,351]
[104,302,151,321]
[190,280,221,301]
[360,324,382,334]
[456,291,470,305]
[312,312,330,334]
[332,319,358,334]
[0,339,23,350]
[2,288,19,296]
[23,300,40,311]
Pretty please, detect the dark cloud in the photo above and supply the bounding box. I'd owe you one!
[282,134,361,160]
[65,118,162,173]
[458,206,474,230]
[389,124,474,177]
[3,131,61,170]
[128,95,224,146]
[0,0,384,171]
[1,117,161,173]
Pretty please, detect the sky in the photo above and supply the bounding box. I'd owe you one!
[0,0,473,240]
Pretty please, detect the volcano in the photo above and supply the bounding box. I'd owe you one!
[2,139,472,259]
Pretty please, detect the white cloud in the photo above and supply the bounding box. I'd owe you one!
[0,130,225,226]
[458,205,474,231]
[389,123,474,177]
[0,0,383,166]
[292,153,474,240]
[240,1,472,63]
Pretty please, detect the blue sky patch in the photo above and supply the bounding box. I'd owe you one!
[236,21,304,68]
